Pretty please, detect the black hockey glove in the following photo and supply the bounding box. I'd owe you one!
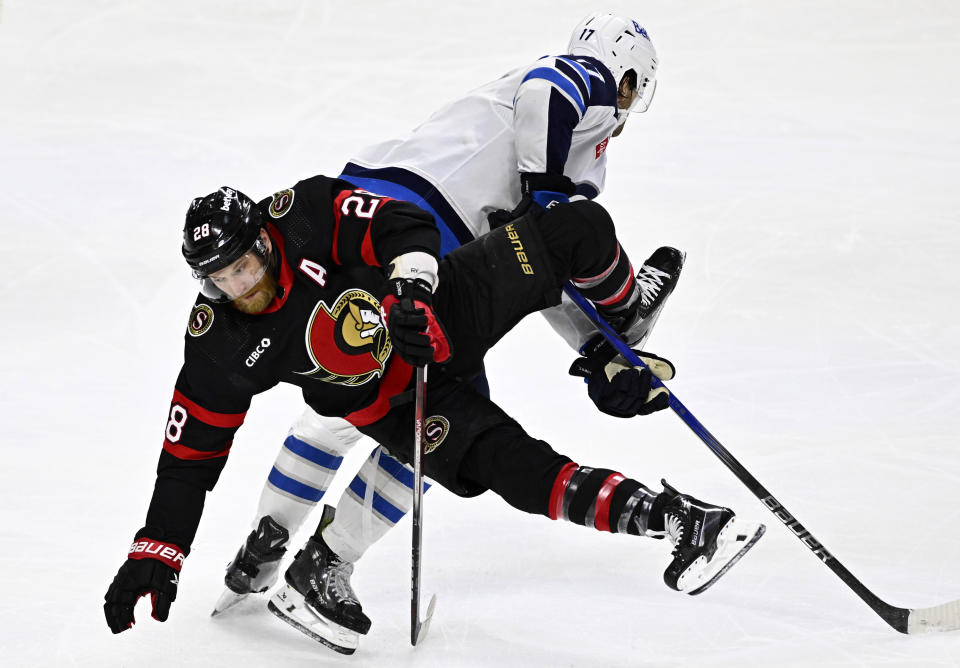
[568,337,675,418]
[379,277,453,367]
[487,172,576,229]
[488,195,536,229]
[104,537,185,633]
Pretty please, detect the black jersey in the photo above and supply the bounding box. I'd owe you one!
[142,175,438,551]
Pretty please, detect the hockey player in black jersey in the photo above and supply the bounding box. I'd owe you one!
[102,178,764,652]
[215,11,680,622]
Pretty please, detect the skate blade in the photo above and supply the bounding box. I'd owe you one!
[268,584,359,655]
[211,588,249,617]
[684,518,766,596]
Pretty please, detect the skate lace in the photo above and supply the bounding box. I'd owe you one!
[664,513,684,545]
[329,560,360,604]
[663,509,689,560]
[636,264,671,307]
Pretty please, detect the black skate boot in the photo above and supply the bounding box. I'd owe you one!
[636,247,684,318]
[657,480,765,595]
[616,246,685,348]
[211,515,289,616]
[268,505,370,655]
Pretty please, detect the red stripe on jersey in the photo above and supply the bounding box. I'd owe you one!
[360,224,378,266]
[331,189,352,265]
[593,472,625,532]
[344,358,414,427]
[548,462,579,520]
[259,221,294,314]
[172,389,246,428]
[163,438,232,460]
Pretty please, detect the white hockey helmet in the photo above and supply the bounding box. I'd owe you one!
[567,12,658,113]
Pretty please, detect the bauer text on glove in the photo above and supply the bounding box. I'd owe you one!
[103,537,185,633]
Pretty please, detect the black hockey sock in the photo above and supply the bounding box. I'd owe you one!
[534,201,640,328]
[548,463,661,535]
[646,494,667,533]
[570,242,640,326]
[459,426,665,533]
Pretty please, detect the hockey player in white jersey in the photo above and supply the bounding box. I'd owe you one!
[214,13,698,652]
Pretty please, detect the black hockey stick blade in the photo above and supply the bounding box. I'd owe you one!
[563,284,960,634]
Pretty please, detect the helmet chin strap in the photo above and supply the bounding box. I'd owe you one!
[618,78,656,115]
[259,228,286,299]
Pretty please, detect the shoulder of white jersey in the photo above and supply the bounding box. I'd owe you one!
[564,55,618,108]
[517,54,618,118]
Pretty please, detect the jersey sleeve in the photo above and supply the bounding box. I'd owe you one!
[328,179,440,268]
[513,55,618,187]
[514,56,588,177]
[138,347,252,553]
[574,152,606,200]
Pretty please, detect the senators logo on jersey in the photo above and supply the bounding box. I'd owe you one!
[423,415,450,454]
[269,188,295,218]
[297,289,391,385]
[187,303,214,337]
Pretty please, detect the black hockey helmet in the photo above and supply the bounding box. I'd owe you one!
[182,186,270,301]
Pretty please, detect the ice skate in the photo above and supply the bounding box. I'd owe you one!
[636,246,685,319]
[616,246,685,348]
[211,515,289,616]
[656,479,765,595]
[268,507,370,655]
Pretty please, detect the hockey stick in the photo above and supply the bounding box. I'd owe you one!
[411,365,437,645]
[563,283,960,634]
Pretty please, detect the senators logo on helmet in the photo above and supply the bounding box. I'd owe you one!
[296,290,391,386]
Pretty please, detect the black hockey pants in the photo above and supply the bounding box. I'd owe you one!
[359,200,624,516]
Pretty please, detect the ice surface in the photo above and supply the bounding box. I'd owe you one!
[1,1,959,666]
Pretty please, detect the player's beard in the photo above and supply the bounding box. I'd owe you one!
[231,270,278,314]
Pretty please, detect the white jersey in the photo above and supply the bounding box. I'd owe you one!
[344,55,623,351]
[348,54,620,238]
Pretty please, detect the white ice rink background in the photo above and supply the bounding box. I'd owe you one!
[2,1,959,666]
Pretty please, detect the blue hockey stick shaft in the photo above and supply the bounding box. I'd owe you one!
[562,283,938,633]
[563,284,758,483]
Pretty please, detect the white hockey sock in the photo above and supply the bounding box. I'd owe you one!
[253,409,362,536]
[323,445,430,563]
